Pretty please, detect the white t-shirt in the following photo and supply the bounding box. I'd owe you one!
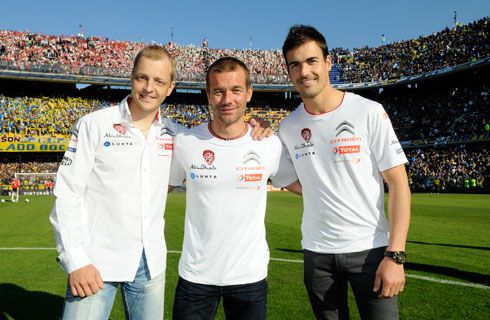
[278,92,407,254]
[170,122,297,286]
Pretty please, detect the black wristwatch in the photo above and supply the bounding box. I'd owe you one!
[384,250,407,264]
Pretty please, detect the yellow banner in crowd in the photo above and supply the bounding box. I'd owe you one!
[0,134,70,152]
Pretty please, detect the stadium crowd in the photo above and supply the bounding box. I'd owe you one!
[0,17,488,83]
[334,17,490,82]
[0,95,112,135]
[1,92,488,193]
[0,96,293,134]
[406,146,488,193]
[1,17,489,193]
[2,82,488,142]
[3,146,488,193]
[380,83,490,142]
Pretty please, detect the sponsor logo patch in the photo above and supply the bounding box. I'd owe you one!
[238,173,262,182]
[243,150,261,165]
[295,151,316,160]
[61,156,72,166]
[71,127,79,138]
[113,123,127,135]
[334,157,361,164]
[158,143,173,150]
[104,132,131,139]
[335,121,355,136]
[203,150,215,165]
[190,172,218,180]
[333,145,360,154]
[301,128,312,143]
[330,136,361,144]
[160,126,175,136]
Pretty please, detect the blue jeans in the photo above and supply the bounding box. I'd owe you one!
[62,251,165,320]
[303,247,398,320]
[172,277,268,320]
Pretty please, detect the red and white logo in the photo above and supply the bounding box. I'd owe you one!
[203,150,215,165]
[238,174,263,182]
[333,145,360,154]
[113,123,127,135]
[158,143,173,150]
[301,128,312,143]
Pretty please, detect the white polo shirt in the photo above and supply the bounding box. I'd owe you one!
[50,96,182,281]
[169,122,297,286]
[278,92,407,254]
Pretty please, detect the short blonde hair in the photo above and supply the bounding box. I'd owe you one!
[132,45,176,81]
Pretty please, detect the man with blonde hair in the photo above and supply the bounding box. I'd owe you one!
[51,45,180,319]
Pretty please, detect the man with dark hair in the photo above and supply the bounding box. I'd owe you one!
[279,25,411,320]
[170,57,300,320]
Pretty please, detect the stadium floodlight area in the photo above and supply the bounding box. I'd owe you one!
[13,172,57,196]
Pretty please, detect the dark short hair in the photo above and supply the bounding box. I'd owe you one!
[206,57,251,91]
[282,25,329,64]
[132,45,176,81]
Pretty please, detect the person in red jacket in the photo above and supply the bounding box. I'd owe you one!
[44,179,53,195]
[11,177,20,203]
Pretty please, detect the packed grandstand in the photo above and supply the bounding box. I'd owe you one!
[0,17,489,194]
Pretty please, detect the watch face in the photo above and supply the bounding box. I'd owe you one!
[395,252,407,264]
[385,251,406,264]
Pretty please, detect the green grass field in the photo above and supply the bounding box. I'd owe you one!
[1,193,489,319]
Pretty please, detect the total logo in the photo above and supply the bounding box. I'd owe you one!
[238,173,262,182]
[332,145,360,154]
[158,143,173,150]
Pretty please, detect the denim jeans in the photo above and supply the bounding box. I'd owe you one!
[172,277,268,320]
[303,247,398,320]
[62,251,165,320]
